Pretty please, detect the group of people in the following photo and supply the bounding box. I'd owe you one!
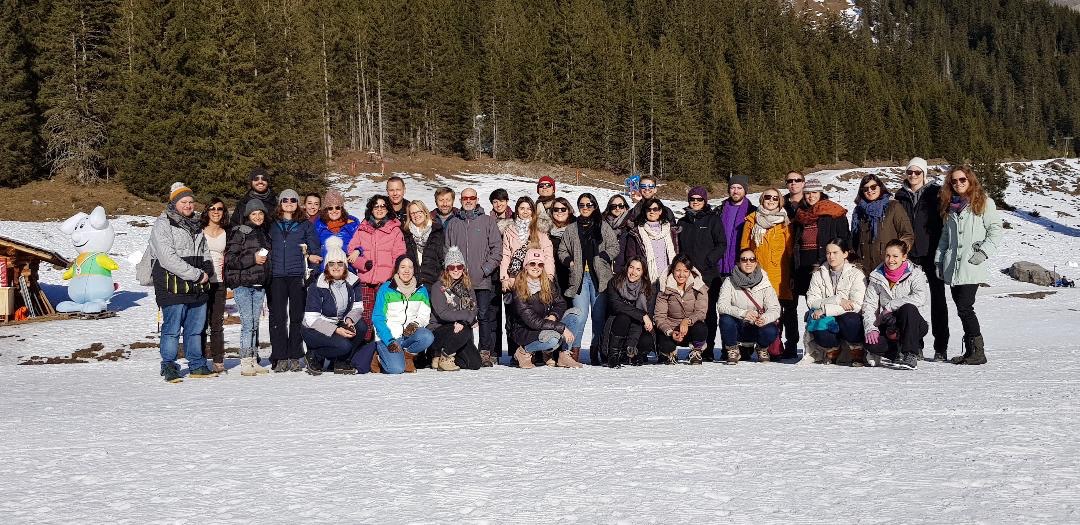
[149,158,1002,382]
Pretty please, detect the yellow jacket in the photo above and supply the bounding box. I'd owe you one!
[740,212,794,301]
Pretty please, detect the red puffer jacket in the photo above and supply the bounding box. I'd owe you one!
[347,217,406,286]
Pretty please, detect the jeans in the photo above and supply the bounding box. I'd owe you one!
[524,308,581,353]
[718,314,779,348]
[376,328,436,374]
[810,312,864,348]
[475,289,499,353]
[233,286,265,358]
[303,325,369,370]
[570,273,605,350]
[160,301,208,371]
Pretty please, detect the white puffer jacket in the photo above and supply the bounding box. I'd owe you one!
[716,271,781,324]
[862,262,929,335]
[806,262,866,317]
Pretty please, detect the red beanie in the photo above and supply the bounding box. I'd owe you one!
[538,176,556,190]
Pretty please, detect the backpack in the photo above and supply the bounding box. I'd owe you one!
[135,243,155,286]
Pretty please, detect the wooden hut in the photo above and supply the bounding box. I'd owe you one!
[0,235,69,322]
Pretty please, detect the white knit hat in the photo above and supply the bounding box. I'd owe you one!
[444,246,466,268]
[906,157,929,175]
[323,237,347,265]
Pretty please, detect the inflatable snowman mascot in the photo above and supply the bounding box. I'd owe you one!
[56,206,119,313]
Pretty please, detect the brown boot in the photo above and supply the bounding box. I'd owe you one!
[514,347,536,369]
[370,353,381,374]
[542,350,556,367]
[849,344,866,367]
[404,352,416,373]
[724,345,739,365]
[479,350,495,367]
[824,348,840,364]
[437,352,460,371]
[557,349,584,368]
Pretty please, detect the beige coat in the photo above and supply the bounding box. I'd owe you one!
[654,272,709,335]
[716,271,781,324]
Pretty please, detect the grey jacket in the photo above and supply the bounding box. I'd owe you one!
[862,262,930,335]
[428,280,478,330]
[444,206,502,291]
[558,220,619,297]
[150,211,212,306]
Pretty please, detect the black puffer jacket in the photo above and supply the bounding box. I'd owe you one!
[676,206,726,281]
[509,279,568,346]
[895,183,943,259]
[225,224,271,288]
[403,221,446,287]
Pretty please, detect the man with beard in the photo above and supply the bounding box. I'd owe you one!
[534,175,557,234]
[445,187,503,366]
[231,167,277,228]
[626,174,674,224]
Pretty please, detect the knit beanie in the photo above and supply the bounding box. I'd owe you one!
[244,198,267,218]
[323,237,347,265]
[169,182,194,205]
[525,248,545,266]
[906,157,929,175]
[728,176,749,192]
[323,189,345,208]
[804,177,824,193]
[278,189,300,203]
[538,175,556,190]
[444,246,466,268]
[688,186,708,201]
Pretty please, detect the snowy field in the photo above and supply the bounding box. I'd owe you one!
[2,161,1080,523]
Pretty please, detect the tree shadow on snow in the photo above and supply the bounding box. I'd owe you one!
[1009,209,1080,238]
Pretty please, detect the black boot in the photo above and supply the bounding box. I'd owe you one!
[950,335,972,364]
[961,335,987,365]
[605,336,626,368]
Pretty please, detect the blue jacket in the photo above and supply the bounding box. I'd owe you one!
[302,272,366,336]
[269,218,319,278]
[313,215,361,273]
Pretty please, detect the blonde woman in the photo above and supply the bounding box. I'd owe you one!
[404,199,445,287]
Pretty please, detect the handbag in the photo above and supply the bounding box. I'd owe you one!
[742,289,783,357]
[506,244,529,277]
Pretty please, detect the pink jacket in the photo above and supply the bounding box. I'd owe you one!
[500,226,555,281]
[347,218,406,286]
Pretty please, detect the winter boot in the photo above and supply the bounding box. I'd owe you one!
[557,349,584,368]
[688,342,706,365]
[211,362,226,374]
[724,345,740,365]
[479,350,496,367]
[660,350,677,365]
[627,344,642,366]
[404,352,417,373]
[702,346,715,362]
[240,357,258,377]
[306,357,324,376]
[370,353,382,374]
[514,347,536,369]
[251,357,269,374]
[823,348,840,365]
[756,345,771,363]
[951,336,972,364]
[188,366,218,378]
[437,352,460,371]
[272,360,290,373]
[431,354,442,370]
[848,344,866,367]
[333,359,356,375]
[289,358,304,372]
[607,346,626,368]
[590,346,602,366]
[161,362,182,383]
[931,350,948,362]
[961,335,987,365]
[893,353,919,370]
[570,347,581,365]
[542,350,556,367]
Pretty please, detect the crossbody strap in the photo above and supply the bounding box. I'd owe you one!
[742,288,765,314]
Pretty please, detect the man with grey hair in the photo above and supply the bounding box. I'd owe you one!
[445,187,504,365]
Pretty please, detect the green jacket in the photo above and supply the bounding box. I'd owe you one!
[935,197,1003,286]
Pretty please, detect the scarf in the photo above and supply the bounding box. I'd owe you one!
[852,194,891,241]
[884,261,909,284]
[728,265,764,290]
[527,277,542,296]
[394,274,417,298]
[606,211,628,231]
[167,205,203,237]
[902,182,927,208]
[750,207,789,246]
[447,278,476,311]
[409,222,432,249]
[514,218,530,243]
[325,217,347,234]
[537,195,555,206]
[949,196,968,215]
[369,216,389,229]
[491,207,514,220]
[719,199,750,273]
[795,198,847,226]
[638,222,675,281]
[617,277,649,312]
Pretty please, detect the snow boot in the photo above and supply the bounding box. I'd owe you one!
[514,347,536,369]
[848,344,866,367]
[660,350,677,365]
[161,362,182,383]
[272,360,290,373]
[688,341,706,365]
[930,350,948,362]
[289,358,303,372]
[960,335,987,365]
[823,348,840,365]
[724,345,740,365]
[188,366,218,378]
[893,353,919,370]
[756,345,771,363]
[570,347,581,365]
[437,352,460,371]
[252,358,270,374]
[404,352,417,373]
[479,350,496,367]
[370,353,382,374]
[950,336,972,364]
[542,350,556,367]
[607,346,626,369]
[333,359,356,375]
[240,357,258,376]
[589,345,603,366]
[306,356,324,376]
[431,354,442,370]
[557,349,583,368]
[211,362,226,374]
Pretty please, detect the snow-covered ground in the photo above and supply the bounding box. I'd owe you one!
[2,160,1079,523]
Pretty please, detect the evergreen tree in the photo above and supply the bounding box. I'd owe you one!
[0,0,40,187]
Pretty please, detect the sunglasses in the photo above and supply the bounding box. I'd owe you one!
[552,207,569,213]
[862,183,879,192]
[446,264,465,271]
[578,202,595,209]
[647,207,662,212]
[640,184,657,190]
[905,170,924,176]
[326,205,342,211]
[280,198,298,203]
[252,176,268,181]
[688,197,705,202]
[208,206,224,212]
[537,183,553,189]
[611,203,627,210]
[326,261,346,267]
[739,257,757,263]
[462,196,478,202]
[786,178,804,184]
[762,195,779,202]
[372,204,387,209]
[527,261,544,268]
[951,177,968,185]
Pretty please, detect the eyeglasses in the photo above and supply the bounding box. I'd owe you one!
[578,203,595,209]
[688,197,705,203]
[326,261,346,267]
[739,257,757,263]
[862,183,879,192]
[537,183,553,189]
[252,176,268,182]
[611,203,627,210]
[552,207,569,213]
[786,178,804,184]
[640,184,657,190]
[409,210,426,216]
[527,261,544,268]
[762,195,779,202]
[950,177,968,185]
[280,198,298,203]
[372,204,387,209]
[905,170,924,176]
[326,205,342,211]
[208,206,224,212]
[647,206,662,212]
[461,196,478,202]
[446,264,465,271]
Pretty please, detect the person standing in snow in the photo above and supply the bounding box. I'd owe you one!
[625,174,675,225]
[716,176,758,280]
[850,173,914,278]
[936,166,1003,366]
[312,189,360,274]
[152,182,217,382]
[268,189,322,372]
[622,197,678,290]
[200,198,230,373]
[677,186,726,361]
[386,176,411,225]
[347,194,407,343]
[224,199,272,376]
[489,188,515,233]
[740,188,796,359]
[559,192,618,366]
[534,175,558,235]
[791,177,849,297]
[403,200,446,288]
[783,170,806,219]
[863,239,930,370]
[430,186,459,229]
[895,157,949,361]
[302,193,322,223]
[231,167,276,229]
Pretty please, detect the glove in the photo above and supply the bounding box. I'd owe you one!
[364,260,374,271]
[387,341,402,353]
[865,330,880,345]
[402,322,419,337]
[968,250,987,265]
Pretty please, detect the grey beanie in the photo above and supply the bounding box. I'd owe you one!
[278,189,300,203]
[444,246,466,268]
[244,198,267,218]
[728,175,749,191]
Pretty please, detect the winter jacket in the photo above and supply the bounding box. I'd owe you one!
[443,206,502,291]
[535,200,555,235]
[268,218,319,278]
[224,223,271,289]
[805,262,866,317]
[852,200,915,278]
[430,208,459,229]
[558,219,619,296]
[509,279,569,347]
[371,279,432,343]
[792,209,849,269]
[548,226,572,292]
[501,223,555,282]
[716,272,782,324]
[302,272,364,336]
[347,217,406,286]
[231,189,277,228]
[676,206,726,282]
[936,197,1003,286]
[716,198,758,273]
[739,212,794,301]
[427,279,477,330]
[150,212,213,306]
[653,272,709,336]
[491,208,515,234]
[313,214,361,273]
[404,221,446,287]
[895,183,943,259]
[862,262,929,335]
[626,199,676,225]
[620,223,679,284]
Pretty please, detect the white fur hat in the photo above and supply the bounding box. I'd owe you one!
[323,237,347,265]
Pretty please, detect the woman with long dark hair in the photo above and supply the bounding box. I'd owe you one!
[936,166,1003,365]
[224,199,271,375]
[347,194,406,342]
[501,196,555,291]
[547,196,576,293]
[268,189,321,372]
[851,173,914,277]
[621,197,678,289]
[560,192,619,365]
[200,197,230,372]
[805,237,866,365]
[600,257,655,367]
[653,254,710,365]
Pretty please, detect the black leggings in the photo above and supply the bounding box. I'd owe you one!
[864,303,928,358]
[269,276,306,361]
[608,313,657,356]
[950,284,981,338]
[202,283,226,363]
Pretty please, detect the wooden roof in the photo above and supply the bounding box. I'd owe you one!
[0,235,70,267]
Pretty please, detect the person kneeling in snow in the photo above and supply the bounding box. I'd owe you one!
[716,249,781,365]
[508,249,582,368]
[804,238,866,365]
[302,237,373,376]
[862,239,930,370]
[371,255,434,374]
